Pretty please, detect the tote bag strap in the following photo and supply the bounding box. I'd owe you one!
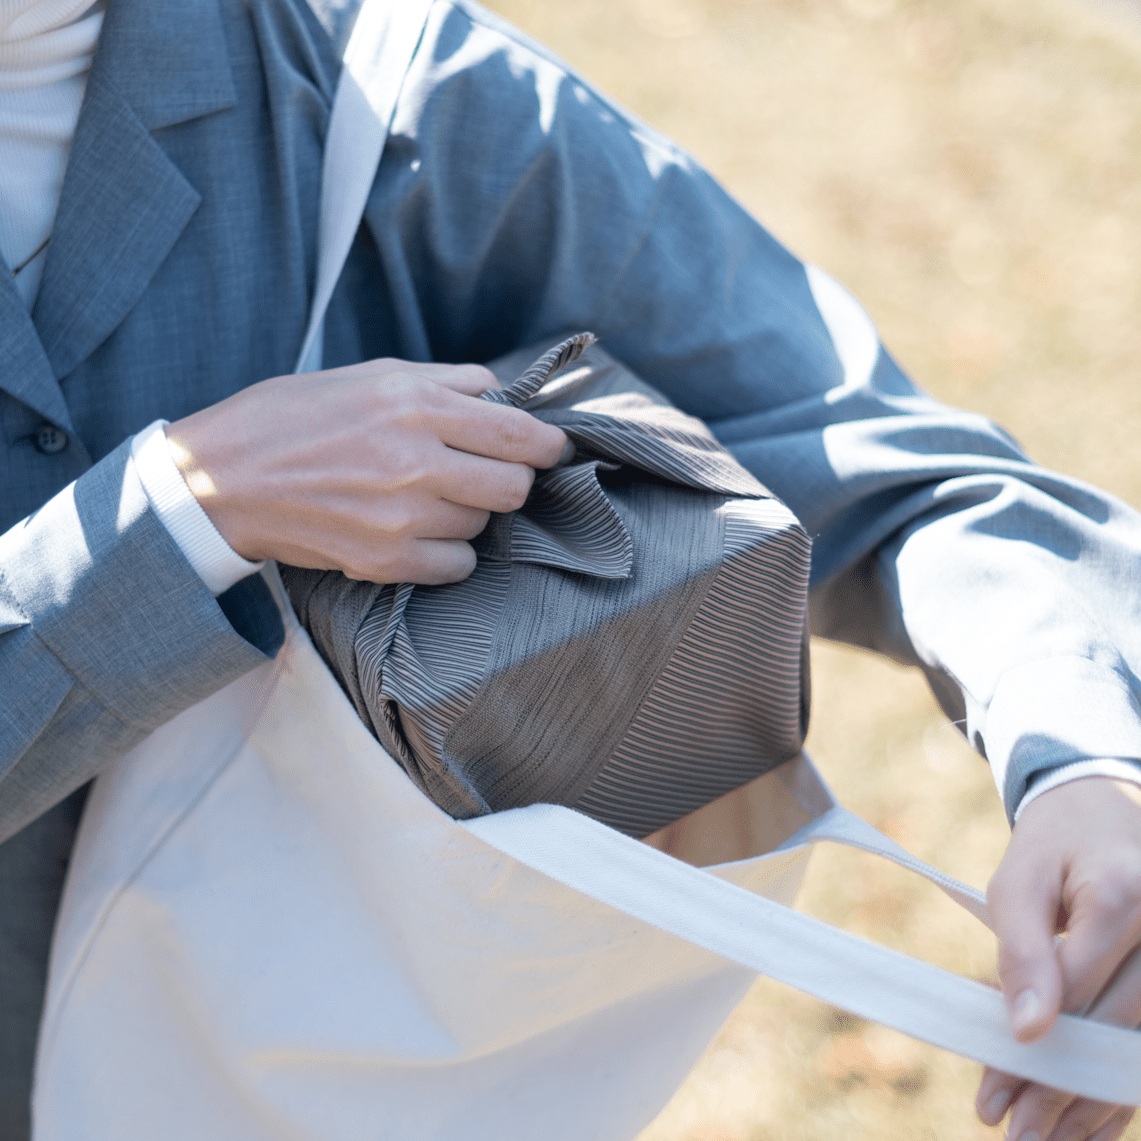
[295,0,435,374]
[787,802,991,926]
[467,797,1141,1106]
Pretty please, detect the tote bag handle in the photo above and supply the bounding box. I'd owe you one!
[468,798,1141,1106]
[294,0,435,374]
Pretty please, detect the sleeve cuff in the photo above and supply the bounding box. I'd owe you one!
[982,656,1141,821]
[130,420,263,597]
[1014,757,1141,821]
[0,438,277,730]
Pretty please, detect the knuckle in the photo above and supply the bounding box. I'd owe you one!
[376,504,418,538]
[1016,1087,1072,1132]
[347,553,408,584]
[415,542,476,585]
[405,461,435,491]
[1089,867,1141,916]
[459,364,498,391]
[1043,1087,1074,1110]
[995,952,1035,992]
[383,447,433,492]
[1061,1103,1117,1137]
[498,465,534,511]
[995,944,1049,1000]
[400,383,436,419]
[493,408,533,455]
[386,376,439,421]
[323,538,368,583]
[342,557,382,582]
[338,542,397,583]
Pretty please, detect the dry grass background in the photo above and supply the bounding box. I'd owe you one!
[479,0,1141,1138]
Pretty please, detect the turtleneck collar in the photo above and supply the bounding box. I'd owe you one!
[0,0,104,89]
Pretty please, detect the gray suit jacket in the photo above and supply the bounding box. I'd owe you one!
[4,0,1141,1134]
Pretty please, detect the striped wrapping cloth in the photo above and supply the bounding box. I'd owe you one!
[282,335,812,838]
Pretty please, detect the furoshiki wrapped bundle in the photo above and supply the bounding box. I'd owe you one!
[281,334,812,837]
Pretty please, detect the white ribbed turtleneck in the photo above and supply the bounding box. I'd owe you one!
[0,0,104,306]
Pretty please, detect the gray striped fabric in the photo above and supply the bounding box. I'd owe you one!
[282,335,812,838]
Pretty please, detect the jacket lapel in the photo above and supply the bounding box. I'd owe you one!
[29,0,236,385]
[0,266,76,434]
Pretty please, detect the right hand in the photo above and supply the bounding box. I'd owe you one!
[976,777,1141,1141]
[165,358,569,584]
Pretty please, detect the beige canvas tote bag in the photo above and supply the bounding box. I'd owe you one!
[31,568,1141,1140]
[31,2,1141,1135]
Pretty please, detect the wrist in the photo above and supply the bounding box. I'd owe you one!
[130,420,264,594]
[163,410,265,563]
[1014,758,1141,822]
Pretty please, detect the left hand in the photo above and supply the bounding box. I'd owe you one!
[976,777,1141,1141]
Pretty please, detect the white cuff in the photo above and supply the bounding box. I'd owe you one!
[130,420,264,597]
[1014,758,1141,821]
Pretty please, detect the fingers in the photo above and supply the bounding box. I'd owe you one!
[988,856,1065,1042]
[343,539,479,585]
[402,499,490,542]
[976,1068,1025,1126]
[1048,1099,1130,1141]
[1089,1110,1136,1141]
[977,1071,1120,1141]
[404,361,500,397]
[1057,861,1141,1015]
[976,783,1141,1141]
[319,359,566,469]
[995,779,1141,1030]
[326,358,501,397]
[977,1070,1134,1141]
[1007,1083,1112,1141]
[975,950,1141,1141]
[337,499,490,582]
[436,449,537,514]
[977,907,1141,1141]
[434,392,569,470]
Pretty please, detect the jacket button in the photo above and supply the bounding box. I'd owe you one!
[33,423,69,455]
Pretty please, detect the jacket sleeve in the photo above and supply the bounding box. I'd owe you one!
[360,0,1141,821]
[0,440,281,844]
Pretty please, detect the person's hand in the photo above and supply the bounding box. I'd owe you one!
[165,358,568,584]
[976,776,1141,1141]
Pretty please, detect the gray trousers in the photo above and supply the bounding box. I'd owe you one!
[0,788,88,1141]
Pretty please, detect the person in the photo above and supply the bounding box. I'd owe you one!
[2,1,1141,1138]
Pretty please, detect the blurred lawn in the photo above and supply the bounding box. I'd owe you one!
[480,0,1141,1138]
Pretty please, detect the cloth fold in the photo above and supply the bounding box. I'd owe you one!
[283,335,813,836]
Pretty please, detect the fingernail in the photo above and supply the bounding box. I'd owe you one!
[556,439,576,467]
[985,1090,1011,1122]
[1018,1132,1041,1141]
[1012,989,1041,1031]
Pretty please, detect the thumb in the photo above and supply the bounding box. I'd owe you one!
[988,846,1065,1042]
